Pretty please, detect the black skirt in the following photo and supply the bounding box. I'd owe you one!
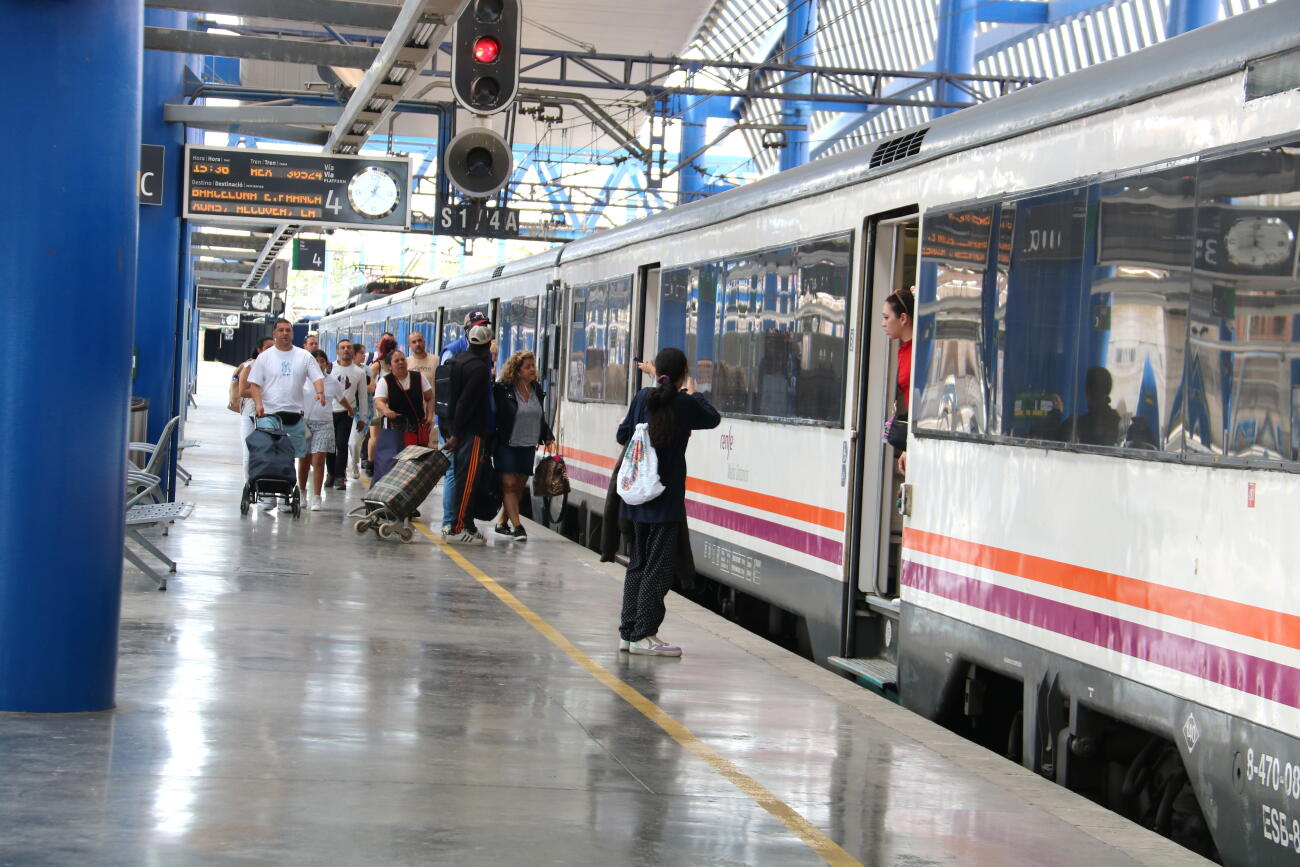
[494,444,536,476]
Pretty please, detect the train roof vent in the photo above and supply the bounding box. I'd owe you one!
[492,265,506,278]
[869,128,928,169]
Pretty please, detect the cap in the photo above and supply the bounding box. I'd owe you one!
[467,323,494,345]
[463,309,491,328]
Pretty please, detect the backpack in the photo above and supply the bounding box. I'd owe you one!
[616,423,665,505]
[434,354,463,427]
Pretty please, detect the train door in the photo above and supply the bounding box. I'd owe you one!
[634,264,661,388]
[839,208,918,683]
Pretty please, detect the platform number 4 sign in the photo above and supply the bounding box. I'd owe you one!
[293,238,326,272]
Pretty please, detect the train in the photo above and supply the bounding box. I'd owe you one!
[319,5,1300,863]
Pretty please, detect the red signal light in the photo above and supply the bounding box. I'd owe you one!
[472,36,500,64]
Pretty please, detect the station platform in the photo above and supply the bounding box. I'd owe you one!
[1,362,1208,865]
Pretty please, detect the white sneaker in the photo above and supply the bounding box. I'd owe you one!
[309,496,321,511]
[350,468,359,479]
[445,529,485,546]
[627,636,681,657]
[618,639,631,652]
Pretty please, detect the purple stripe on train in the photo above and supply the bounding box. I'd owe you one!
[564,463,843,564]
[902,560,1300,710]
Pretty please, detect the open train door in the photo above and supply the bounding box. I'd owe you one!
[833,207,918,695]
[634,264,661,387]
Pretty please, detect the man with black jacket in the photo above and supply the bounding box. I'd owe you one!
[441,321,494,544]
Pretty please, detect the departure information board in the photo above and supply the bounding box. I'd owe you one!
[184,146,411,230]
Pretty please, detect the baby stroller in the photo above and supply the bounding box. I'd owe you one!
[349,445,449,542]
[240,416,302,518]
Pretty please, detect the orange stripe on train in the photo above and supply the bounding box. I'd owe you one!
[559,445,845,532]
[904,528,1300,651]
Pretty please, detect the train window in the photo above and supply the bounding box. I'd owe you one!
[657,235,851,425]
[716,256,758,414]
[998,188,1089,441]
[495,295,540,376]
[658,267,690,354]
[1084,165,1195,453]
[584,282,608,400]
[755,247,799,417]
[792,236,851,423]
[566,279,632,404]
[411,312,438,354]
[914,207,994,436]
[441,305,478,355]
[568,286,587,399]
[687,264,720,398]
[1188,142,1300,463]
[605,277,632,404]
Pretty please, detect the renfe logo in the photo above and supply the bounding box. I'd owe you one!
[719,427,735,456]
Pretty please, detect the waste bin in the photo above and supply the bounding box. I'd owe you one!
[129,397,149,468]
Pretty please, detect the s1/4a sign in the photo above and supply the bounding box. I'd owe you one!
[435,202,522,239]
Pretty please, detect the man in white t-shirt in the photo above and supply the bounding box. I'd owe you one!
[327,339,368,490]
[248,318,325,465]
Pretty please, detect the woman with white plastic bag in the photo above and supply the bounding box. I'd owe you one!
[615,347,720,657]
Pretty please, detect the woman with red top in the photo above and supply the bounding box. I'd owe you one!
[881,286,915,474]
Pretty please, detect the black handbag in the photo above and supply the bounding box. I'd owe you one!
[884,411,908,451]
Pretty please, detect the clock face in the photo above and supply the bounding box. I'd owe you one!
[347,166,401,219]
[1224,216,1295,269]
[251,292,270,312]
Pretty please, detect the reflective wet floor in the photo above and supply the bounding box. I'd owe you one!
[0,363,1206,865]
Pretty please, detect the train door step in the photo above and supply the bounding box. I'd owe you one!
[828,656,898,695]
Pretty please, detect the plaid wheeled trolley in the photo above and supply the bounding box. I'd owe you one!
[348,445,449,543]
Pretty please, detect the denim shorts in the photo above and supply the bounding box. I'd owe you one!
[256,416,309,459]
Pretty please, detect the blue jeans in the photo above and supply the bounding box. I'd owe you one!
[440,433,456,528]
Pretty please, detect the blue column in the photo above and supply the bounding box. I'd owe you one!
[680,96,709,204]
[1165,0,1219,36]
[779,0,816,171]
[136,9,194,495]
[934,0,979,117]
[0,0,141,712]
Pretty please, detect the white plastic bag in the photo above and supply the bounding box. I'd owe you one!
[616,423,665,505]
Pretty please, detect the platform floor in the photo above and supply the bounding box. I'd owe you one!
[0,362,1208,865]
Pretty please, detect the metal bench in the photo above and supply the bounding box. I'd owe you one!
[124,501,194,591]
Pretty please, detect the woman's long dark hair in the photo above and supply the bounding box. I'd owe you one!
[886,286,915,321]
[647,348,687,448]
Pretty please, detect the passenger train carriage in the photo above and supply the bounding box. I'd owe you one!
[321,5,1300,862]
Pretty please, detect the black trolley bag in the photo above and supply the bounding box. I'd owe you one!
[241,417,301,516]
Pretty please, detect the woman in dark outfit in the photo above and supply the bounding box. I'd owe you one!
[492,350,555,541]
[616,347,721,657]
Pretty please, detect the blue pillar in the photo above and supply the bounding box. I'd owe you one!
[680,96,710,204]
[934,0,978,117]
[779,0,816,171]
[0,0,141,712]
[1165,0,1219,36]
[137,9,194,489]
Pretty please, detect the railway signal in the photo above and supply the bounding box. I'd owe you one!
[451,0,521,115]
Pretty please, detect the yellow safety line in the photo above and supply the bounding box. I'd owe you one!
[414,522,861,867]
